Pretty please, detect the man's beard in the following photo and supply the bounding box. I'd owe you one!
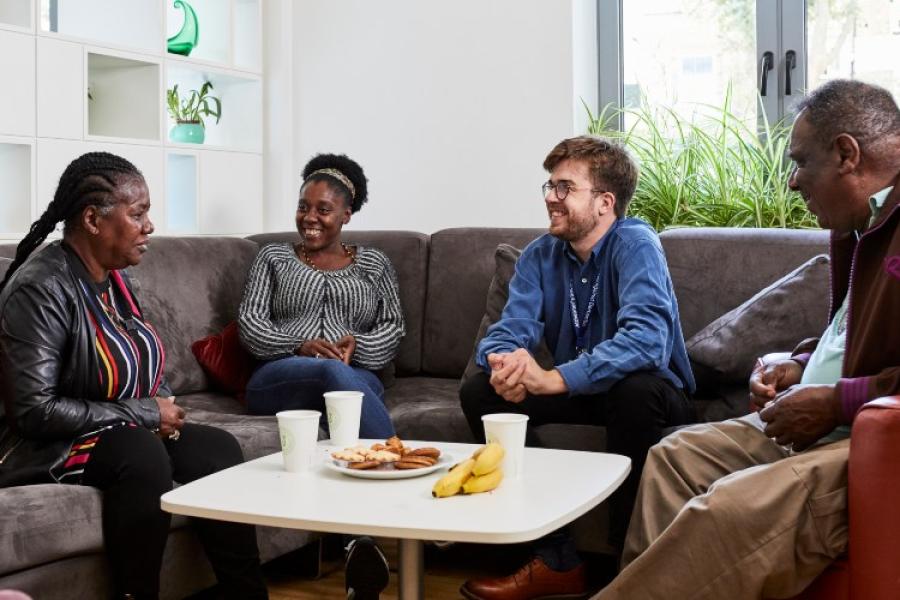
[550,210,600,243]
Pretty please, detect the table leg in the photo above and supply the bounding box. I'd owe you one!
[397,538,424,600]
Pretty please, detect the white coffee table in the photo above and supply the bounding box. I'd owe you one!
[161,440,629,600]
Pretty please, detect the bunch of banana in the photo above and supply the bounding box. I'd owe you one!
[432,442,505,497]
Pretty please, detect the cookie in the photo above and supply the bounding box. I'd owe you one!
[369,450,401,463]
[394,460,428,470]
[331,450,367,462]
[407,447,441,459]
[395,455,436,468]
[348,461,380,470]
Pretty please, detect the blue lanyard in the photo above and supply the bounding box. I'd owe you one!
[568,270,602,355]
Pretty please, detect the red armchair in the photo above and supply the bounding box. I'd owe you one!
[785,396,900,600]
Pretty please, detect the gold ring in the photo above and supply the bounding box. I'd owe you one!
[168,430,181,441]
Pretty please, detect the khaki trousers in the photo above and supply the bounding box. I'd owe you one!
[594,414,849,600]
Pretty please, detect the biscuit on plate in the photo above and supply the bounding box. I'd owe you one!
[348,461,380,470]
[331,449,366,462]
[408,447,441,459]
[369,450,401,463]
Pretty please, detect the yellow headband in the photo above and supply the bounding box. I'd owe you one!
[307,168,356,199]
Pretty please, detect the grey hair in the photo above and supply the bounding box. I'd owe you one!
[795,79,900,163]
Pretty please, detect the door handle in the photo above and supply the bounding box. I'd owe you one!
[785,50,797,95]
[759,51,774,96]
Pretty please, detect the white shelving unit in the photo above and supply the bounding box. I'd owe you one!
[0,1,32,33]
[166,63,261,152]
[0,29,35,138]
[0,0,264,240]
[44,0,162,53]
[87,50,162,141]
[166,152,198,233]
[0,139,34,237]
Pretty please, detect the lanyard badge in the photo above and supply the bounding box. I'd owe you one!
[568,271,602,355]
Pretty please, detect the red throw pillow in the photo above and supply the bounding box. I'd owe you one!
[191,321,257,403]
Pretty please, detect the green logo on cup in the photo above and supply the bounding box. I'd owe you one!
[327,409,341,432]
[280,429,294,454]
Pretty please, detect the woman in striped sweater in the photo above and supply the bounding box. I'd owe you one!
[238,154,404,439]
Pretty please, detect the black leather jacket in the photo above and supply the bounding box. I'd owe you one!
[0,242,167,486]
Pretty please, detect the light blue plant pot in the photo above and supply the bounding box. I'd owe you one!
[170,122,205,144]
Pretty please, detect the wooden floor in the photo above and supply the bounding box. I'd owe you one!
[265,538,526,600]
[263,537,615,600]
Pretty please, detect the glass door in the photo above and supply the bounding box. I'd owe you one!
[600,0,900,130]
[806,0,900,99]
[621,0,760,128]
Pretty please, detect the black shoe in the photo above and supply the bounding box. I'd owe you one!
[345,536,390,600]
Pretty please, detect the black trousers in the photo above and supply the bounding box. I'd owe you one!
[81,423,268,600]
[460,370,695,551]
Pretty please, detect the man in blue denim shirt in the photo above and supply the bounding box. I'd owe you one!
[460,136,696,600]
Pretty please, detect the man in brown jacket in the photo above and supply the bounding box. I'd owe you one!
[595,79,900,600]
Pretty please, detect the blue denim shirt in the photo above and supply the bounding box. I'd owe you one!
[476,217,696,396]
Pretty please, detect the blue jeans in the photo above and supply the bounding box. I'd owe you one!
[246,356,395,439]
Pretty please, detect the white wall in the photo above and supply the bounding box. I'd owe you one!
[264,0,599,233]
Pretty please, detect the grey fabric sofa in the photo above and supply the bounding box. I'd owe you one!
[0,226,829,597]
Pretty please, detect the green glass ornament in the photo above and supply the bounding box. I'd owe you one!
[167,0,199,56]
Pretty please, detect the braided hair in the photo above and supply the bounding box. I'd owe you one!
[0,152,143,293]
[301,153,369,213]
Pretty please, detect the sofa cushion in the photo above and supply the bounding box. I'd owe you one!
[687,254,831,383]
[385,377,476,443]
[461,244,520,382]
[246,231,429,375]
[128,237,261,395]
[423,228,543,377]
[0,257,10,282]
[191,321,257,402]
[660,227,830,339]
[0,484,103,575]
[0,484,192,577]
[177,391,246,415]
[461,244,554,384]
[180,409,284,461]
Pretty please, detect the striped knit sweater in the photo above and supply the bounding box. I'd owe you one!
[238,243,405,369]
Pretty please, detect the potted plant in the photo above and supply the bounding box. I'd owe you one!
[167,81,222,144]
[584,93,816,230]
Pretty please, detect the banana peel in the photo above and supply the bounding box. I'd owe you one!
[432,442,506,497]
[473,442,504,476]
[431,458,476,497]
[462,468,503,494]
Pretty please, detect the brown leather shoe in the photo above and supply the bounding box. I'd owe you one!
[460,556,588,600]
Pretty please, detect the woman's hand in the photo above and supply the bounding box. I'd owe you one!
[296,339,343,360]
[155,396,185,437]
[336,335,356,365]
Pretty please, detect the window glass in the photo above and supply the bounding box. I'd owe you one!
[622,0,758,129]
[807,0,900,99]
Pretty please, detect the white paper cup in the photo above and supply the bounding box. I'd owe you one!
[276,410,321,473]
[482,413,529,480]
[324,391,364,447]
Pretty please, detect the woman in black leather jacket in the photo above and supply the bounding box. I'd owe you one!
[0,153,268,600]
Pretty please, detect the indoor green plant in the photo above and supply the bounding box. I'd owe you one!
[166,81,222,144]
[584,93,817,231]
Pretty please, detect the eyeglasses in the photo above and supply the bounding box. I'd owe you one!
[542,181,604,201]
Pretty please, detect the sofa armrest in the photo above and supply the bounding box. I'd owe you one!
[848,395,900,600]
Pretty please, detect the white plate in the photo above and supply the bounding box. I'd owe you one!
[325,451,453,480]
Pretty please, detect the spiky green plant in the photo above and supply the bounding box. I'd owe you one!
[166,81,222,129]
[584,94,818,231]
